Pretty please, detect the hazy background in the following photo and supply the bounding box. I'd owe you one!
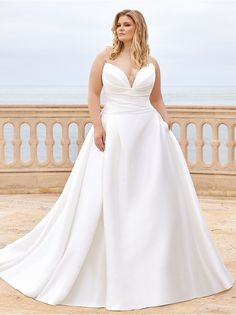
[0,0,235,104]
[0,0,235,163]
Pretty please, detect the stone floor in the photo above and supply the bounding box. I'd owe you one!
[0,194,235,315]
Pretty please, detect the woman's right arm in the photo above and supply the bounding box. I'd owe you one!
[87,47,108,151]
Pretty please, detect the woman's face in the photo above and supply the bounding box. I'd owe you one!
[116,15,136,42]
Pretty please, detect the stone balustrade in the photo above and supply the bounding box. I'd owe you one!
[0,105,235,196]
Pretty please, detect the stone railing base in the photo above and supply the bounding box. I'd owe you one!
[0,171,235,197]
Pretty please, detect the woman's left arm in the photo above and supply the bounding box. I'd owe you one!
[149,56,171,129]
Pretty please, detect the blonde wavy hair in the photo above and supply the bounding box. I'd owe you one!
[108,9,150,69]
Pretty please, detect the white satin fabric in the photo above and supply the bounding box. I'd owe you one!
[0,61,234,311]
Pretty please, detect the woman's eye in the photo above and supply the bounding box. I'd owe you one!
[117,24,130,27]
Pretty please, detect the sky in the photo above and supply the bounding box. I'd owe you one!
[0,0,235,87]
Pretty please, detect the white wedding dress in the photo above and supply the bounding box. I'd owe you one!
[0,61,234,311]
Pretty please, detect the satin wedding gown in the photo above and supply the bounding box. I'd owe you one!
[0,61,234,311]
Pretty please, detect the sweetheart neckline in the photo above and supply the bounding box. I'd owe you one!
[104,62,155,89]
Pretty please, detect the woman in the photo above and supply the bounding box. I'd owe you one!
[0,9,234,311]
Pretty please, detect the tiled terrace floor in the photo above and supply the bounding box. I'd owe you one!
[0,194,235,315]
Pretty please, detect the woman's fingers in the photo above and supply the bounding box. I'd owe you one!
[94,127,106,152]
[95,138,104,151]
[103,130,106,144]
[95,136,106,151]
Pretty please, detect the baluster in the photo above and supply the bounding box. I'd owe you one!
[12,121,21,167]
[227,124,235,169]
[179,121,188,159]
[45,122,54,165]
[61,121,70,165]
[77,122,85,150]
[195,122,204,167]
[211,122,220,167]
[28,121,38,166]
[0,121,4,167]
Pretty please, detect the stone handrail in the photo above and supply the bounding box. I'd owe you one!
[0,105,235,195]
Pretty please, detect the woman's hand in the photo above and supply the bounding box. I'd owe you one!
[166,120,172,130]
[163,119,171,130]
[94,125,106,152]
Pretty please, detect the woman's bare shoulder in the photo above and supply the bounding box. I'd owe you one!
[94,45,112,64]
[149,55,160,69]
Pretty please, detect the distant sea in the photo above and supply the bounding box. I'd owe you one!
[0,86,235,105]
[0,86,235,164]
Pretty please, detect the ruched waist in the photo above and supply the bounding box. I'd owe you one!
[101,100,155,115]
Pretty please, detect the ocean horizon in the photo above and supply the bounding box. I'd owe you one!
[0,86,235,106]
